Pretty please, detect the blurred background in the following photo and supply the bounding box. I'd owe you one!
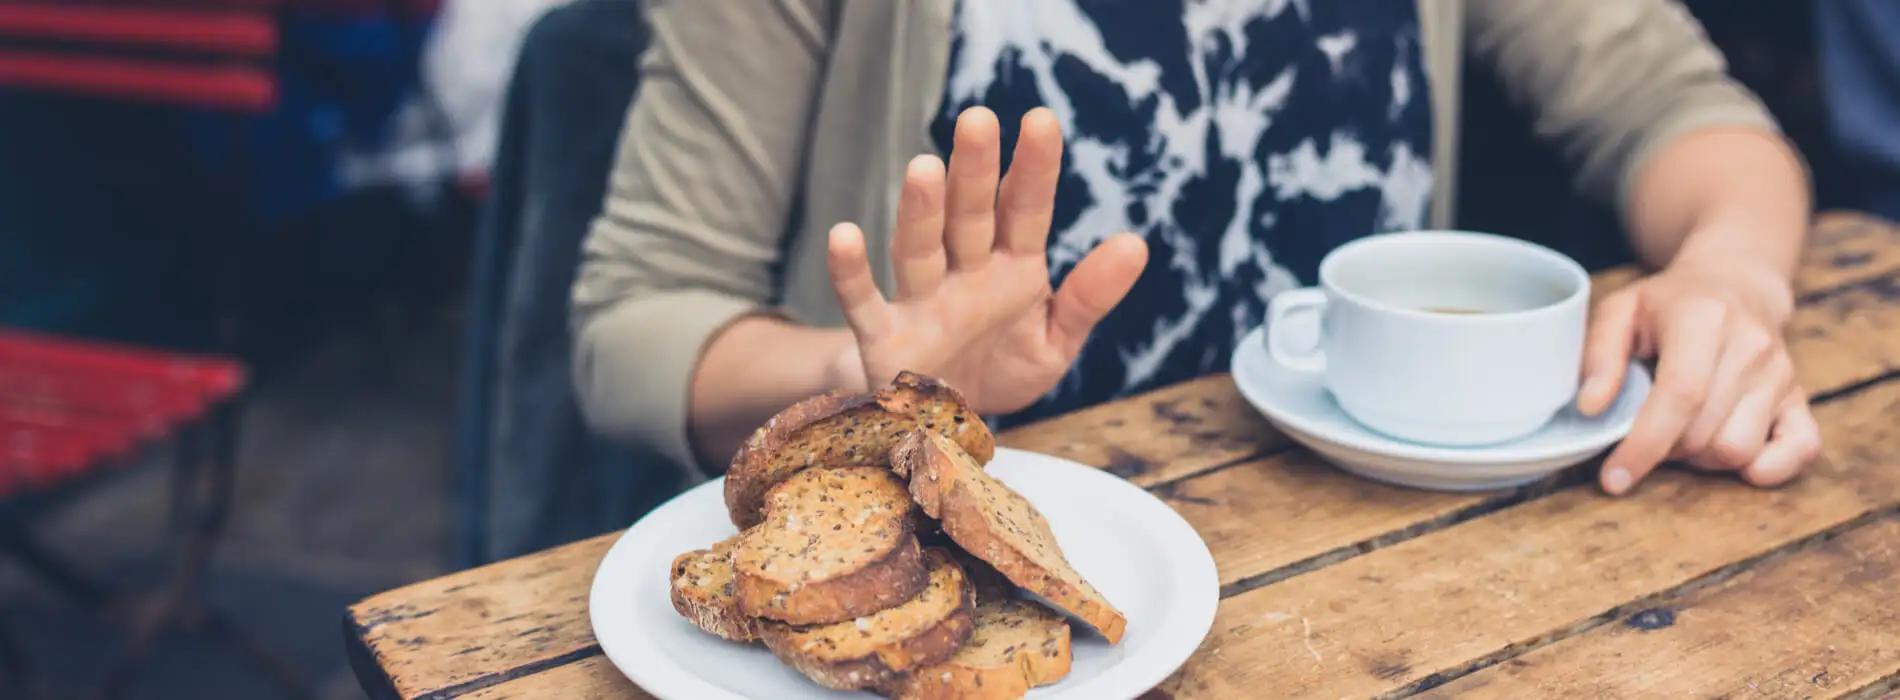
[0,0,1881,697]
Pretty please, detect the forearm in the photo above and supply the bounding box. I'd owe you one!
[688,316,862,467]
[1624,127,1810,282]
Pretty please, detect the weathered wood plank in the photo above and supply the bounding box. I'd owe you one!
[1156,379,1900,699]
[1790,278,1900,394]
[1160,265,1900,589]
[1853,682,1900,700]
[1421,517,1900,699]
[459,656,647,700]
[346,536,613,699]
[1154,454,1491,590]
[999,374,1282,486]
[1800,211,1900,295]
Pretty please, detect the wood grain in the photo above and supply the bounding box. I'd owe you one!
[1156,380,1900,699]
[1856,684,1900,700]
[345,214,1900,698]
[999,374,1282,486]
[458,657,647,700]
[1800,212,1900,295]
[1153,453,1492,590]
[1162,265,1900,590]
[347,535,613,698]
[1790,277,1900,394]
[1420,517,1900,699]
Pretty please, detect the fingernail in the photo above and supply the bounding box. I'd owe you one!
[1603,466,1632,495]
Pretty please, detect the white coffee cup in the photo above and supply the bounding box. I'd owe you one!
[1266,231,1590,446]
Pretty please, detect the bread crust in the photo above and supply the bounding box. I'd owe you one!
[894,431,1128,644]
[666,534,759,642]
[734,466,929,624]
[760,548,977,690]
[737,535,928,625]
[880,600,1073,700]
[724,372,994,528]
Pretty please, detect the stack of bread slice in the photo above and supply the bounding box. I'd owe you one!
[667,372,1126,698]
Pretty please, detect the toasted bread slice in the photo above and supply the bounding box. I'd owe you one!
[882,599,1073,700]
[893,431,1128,644]
[667,534,759,642]
[734,466,928,625]
[947,547,1015,604]
[761,548,976,690]
[725,372,994,528]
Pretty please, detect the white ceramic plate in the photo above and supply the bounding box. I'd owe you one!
[1231,326,1649,491]
[589,448,1220,699]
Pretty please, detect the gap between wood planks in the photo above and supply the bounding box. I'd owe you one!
[1382,507,1900,698]
[1843,672,1900,700]
[1140,265,1900,603]
[1159,377,1900,698]
[412,644,604,700]
[1195,365,1900,604]
[1144,262,1900,694]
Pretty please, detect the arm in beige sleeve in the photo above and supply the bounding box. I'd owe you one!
[1465,0,1807,281]
[571,0,853,473]
[1624,128,1807,287]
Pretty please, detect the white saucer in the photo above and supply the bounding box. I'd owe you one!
[1230,326,1649,491]
[589,448,1220,700]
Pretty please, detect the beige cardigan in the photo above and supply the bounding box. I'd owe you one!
[572,0,1777,473]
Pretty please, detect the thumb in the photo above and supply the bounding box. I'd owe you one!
[1578,289,1640,416]
[1048,233,1148,358]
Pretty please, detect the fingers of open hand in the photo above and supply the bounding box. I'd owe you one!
[827,223,890,338]
[891,156,949,299]
[1742,395,1823,487]
[997,108,1062,256]
[1679,323,1791,461]
[1579,290,1640,416]
[1047,233,1148,358]
[1602,299,1725,495]
[944,107,1001,270]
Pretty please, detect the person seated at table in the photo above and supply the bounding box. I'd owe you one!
[571,0,1820,498]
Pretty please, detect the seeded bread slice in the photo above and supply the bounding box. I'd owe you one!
[733,466,928,625]
[881,599,1073,700]
[948,547,1015,604]
[725,372,994,529]
[667,534,759,642]
[760,548,977,691]
[893,431,1128,644]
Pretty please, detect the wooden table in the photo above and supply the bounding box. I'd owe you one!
[346,212,1900,699]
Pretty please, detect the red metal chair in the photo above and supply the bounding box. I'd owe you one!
[0,1,281,111]
[0,1,310,696]
[0,0,441,109]
[0,330,313,698]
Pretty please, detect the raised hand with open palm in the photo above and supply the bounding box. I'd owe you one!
[825,106,1149,414]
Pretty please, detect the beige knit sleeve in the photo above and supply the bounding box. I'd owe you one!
[571,0,833,470]
[1464,0,1781,213]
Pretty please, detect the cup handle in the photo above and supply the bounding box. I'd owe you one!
[1267,288,1327,374]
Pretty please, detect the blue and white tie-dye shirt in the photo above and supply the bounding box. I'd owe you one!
[931,0,1435,423]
